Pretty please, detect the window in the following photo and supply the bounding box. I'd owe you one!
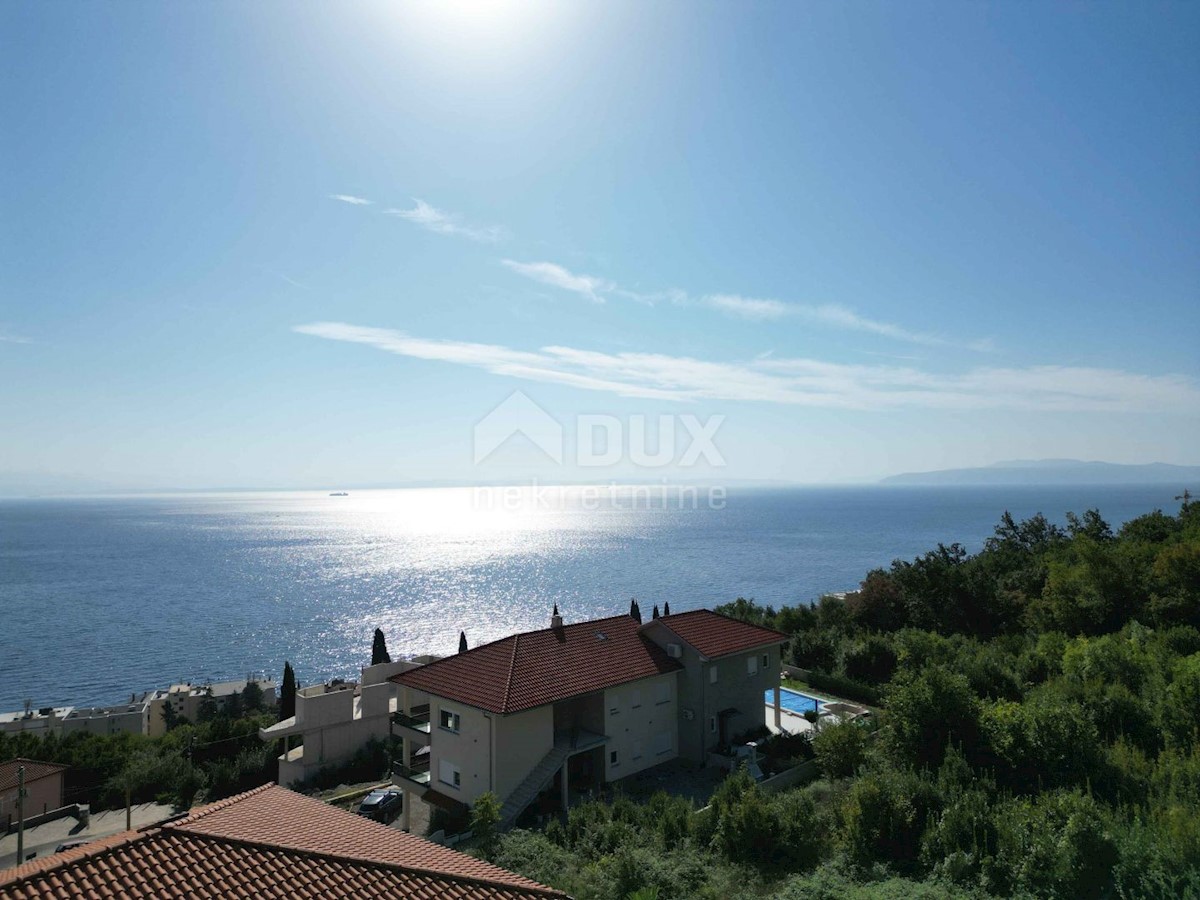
[610,705,619,716]
[709,716,717,734]
[654,682,671,705]
[655,731,672,755]
[709,666,718,684]
[610,750,619,766]
[762,652,770,669]
[439,708,461,732]
[630,688,642,709]
[746,656,758,676]
[438,760,461,789]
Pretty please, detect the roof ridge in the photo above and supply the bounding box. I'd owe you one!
[502,631,521,714]
[173,827,569,897]
[167,782,276,829]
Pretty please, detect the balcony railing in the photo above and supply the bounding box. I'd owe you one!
[391,709,432,734]
[391,759,431,787]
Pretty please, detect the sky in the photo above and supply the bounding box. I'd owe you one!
[1,1,1198,492]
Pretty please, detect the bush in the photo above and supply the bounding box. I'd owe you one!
[813,721,869,779]
[807,671,882,706]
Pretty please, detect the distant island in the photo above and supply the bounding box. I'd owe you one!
[881,459,1200,486]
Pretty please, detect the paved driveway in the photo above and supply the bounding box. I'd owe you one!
[0,803,174,871]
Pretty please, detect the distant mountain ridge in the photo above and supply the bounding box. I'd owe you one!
[881,459,1200,486]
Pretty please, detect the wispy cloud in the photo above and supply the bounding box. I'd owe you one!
[0,329,32,344]
[384,199,504,243]
[700,294,791,321]
[500,260,612,303]
[501,260,992,351]
[330,194,373,205]
[294,322,1199,413]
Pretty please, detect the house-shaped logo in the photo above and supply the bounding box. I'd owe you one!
[473,391,564,465]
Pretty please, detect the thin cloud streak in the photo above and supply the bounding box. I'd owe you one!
[501,260,992,351]
[330,194,373,205]
[0,329,32,344]
[500,260,611,303]
[294,322,1199,413]
[384,199,504,243]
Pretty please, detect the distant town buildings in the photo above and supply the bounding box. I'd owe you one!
[0,677,277,740]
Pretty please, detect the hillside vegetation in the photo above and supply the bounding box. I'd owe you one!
[483,497,1200,899]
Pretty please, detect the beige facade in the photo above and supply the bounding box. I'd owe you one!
[261,661,417,786]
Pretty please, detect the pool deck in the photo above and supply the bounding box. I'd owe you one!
[766,703,815,736]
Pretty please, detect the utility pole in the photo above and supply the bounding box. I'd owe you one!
[16,765,26,864]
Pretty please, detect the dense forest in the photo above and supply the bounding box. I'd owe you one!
[478,498,1200,899]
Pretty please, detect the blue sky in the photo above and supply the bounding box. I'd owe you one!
[1,1,1197,491]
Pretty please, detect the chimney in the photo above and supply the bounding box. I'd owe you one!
[551,603,563,629]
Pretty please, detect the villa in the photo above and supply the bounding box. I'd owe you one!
[0,783,568,899]
[389,607,787,829]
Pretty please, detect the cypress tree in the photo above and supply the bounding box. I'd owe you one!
[371,627,391,665]
[630,598,642,623]
[280,661,296,721]
[652,604,660,620]
[458,631,468,653]
[663,601,671,616]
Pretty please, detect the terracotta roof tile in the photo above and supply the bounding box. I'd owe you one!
[0,785,568,900]
[0,760,67,794]
[653,609,788,659]
[392,614,681,714]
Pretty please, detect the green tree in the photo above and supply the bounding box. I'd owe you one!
[813,720,869,779]
[241,680,264,712]
[280,661,297,720]
[884,666,981,770]
[471,791,502,859]
[371,628,392,665]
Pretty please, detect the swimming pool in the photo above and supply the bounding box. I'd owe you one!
[766,687,825,715]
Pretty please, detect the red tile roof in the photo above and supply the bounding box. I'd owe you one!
[652,609,788,659]
[0,759,67,794]
[392,614,682,714]
[0,785,568,900]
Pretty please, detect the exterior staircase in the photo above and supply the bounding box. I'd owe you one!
[498,745,569,828]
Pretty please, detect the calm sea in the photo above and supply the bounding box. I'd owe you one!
[0,484,1182,712]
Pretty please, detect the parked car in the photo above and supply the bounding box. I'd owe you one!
[357,789,403,823]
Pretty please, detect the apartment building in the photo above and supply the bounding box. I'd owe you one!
[390,608,786,829]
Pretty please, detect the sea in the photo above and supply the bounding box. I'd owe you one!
[0,483,1185,713]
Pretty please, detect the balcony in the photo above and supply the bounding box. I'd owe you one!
[391,758,431,793]
[391,706,432,742]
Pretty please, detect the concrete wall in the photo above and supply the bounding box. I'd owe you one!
[493,706,554,800]
[602,673,678,782]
